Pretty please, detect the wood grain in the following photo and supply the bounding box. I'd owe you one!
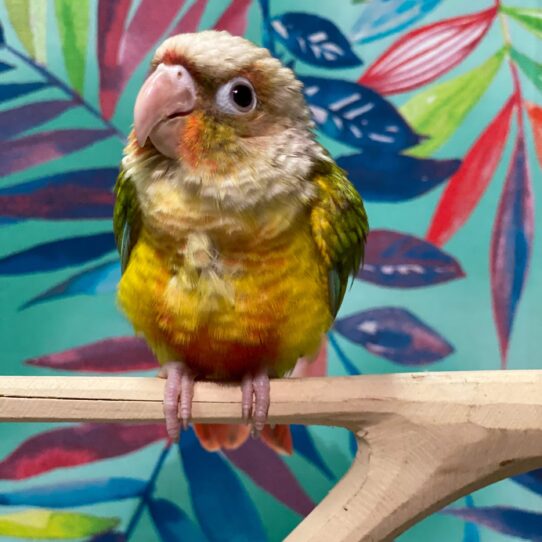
[1,371,541,541]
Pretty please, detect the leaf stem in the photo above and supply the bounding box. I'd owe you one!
[328,332,360,376]
[5,44,127,142]
[258,0,276,56]
[125,441,172,540]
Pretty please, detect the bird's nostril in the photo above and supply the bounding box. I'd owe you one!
[177,71,183,78]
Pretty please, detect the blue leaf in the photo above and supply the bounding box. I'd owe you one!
[0,82,49,103]
[0,478,145,507]
[512,469,542,497]
[271,12,361,68]
[337,150,460,202]
[352,0,443,44]
[299,76,421,150]
[180,428,267,542]
[0,61,14,74]
[290,425,334,481]
[21,259,120,309]
[0,232,115,275]
[0,168,117,195]
[89,534,125,542]
[444,506,542,541]
[148,498,208,542]
[358,230,465,288]
[334,307,454,365]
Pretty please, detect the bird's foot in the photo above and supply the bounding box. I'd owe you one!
[241,371,270,435]
[159,362,195,442]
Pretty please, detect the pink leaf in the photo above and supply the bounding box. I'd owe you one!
[0,129,114,176]
[0,424,167,479]
[426,96,516,246]
[25,337,156,373]
[359,7,497,94]
[118,0,186,88]
[98,0,131,119]
[490,131,534,366]
[213,0,252,36]
[224,438,314,516]
[169,0,208,35]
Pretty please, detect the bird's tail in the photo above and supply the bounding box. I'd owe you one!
[193,423,292,454]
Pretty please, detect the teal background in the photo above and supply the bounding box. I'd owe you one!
[0,0,541,540]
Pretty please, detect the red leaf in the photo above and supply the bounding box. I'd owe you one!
[118,0,186,88]
[25,337,156,373]
[224,438,314,516]
[426,96,516,246]
[98,0,131,119]
[0,183,113,220]
[526,101,542,168]
[491,131,534,366]
[170,0,208,35]
[0,424,167,479]
[359,7,497,94]
[0,129,114,176]
[213,0,252,36]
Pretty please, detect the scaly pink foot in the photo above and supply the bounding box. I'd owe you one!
[241,371,270,433]
[159,362,195,441]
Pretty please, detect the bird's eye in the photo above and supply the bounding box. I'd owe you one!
[215,77,256,115]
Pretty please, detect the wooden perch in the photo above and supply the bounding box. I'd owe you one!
[1,371,542,541]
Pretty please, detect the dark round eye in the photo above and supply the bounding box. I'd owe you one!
[216,77,257,115]
[231,84,254,110]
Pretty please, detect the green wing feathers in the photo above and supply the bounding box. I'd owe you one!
[113,168,141,273]
[310,159,369,317]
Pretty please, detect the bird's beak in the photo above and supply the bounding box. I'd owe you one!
[134,63,196,158]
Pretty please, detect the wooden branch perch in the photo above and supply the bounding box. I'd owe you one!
[1,371,542,541]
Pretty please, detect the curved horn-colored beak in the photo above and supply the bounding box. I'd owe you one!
[134,63,196,152]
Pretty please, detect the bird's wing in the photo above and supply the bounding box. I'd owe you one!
[310,158,369,317]
[113,166,142,273]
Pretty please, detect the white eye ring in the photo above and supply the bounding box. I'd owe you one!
[215,77,257,115]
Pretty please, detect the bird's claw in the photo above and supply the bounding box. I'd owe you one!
[160,362,194,441]
[241,372,270,435]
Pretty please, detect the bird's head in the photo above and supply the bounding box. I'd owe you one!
[131,30,313,177]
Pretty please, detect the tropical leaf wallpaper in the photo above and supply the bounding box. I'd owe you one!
[0,0,541,540]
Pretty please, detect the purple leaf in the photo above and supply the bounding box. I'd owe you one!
[0,82,48,103]
[21,260,120,308]
[213,0,252,36]
[0,168,118,194]
[0,232,115,275]
[358,229,465,288]
[148,498,208,542]
[512,469,542,497]
[444,507,542,541]
[0,477,146,507]
[25,336,156,373]
[224,437,315,516]
[0,129,114,176]
[337,150,460,202]
[0,100,75,141]
[300,76,421,151]
[0,423,167,479]
[290,425,334,480]
[90,534,126,542]
[169,0,208,34]
[180,429,266,541]
[490,132,534,367]
[334,307,454,365]
[271,13,362,68]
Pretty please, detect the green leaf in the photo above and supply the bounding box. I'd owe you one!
[510,47,542,93]
[0,509,119,539]
[54,0,89,94]
[401,49,505,157]
[5,0,47,63]
[502,6,542,40]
